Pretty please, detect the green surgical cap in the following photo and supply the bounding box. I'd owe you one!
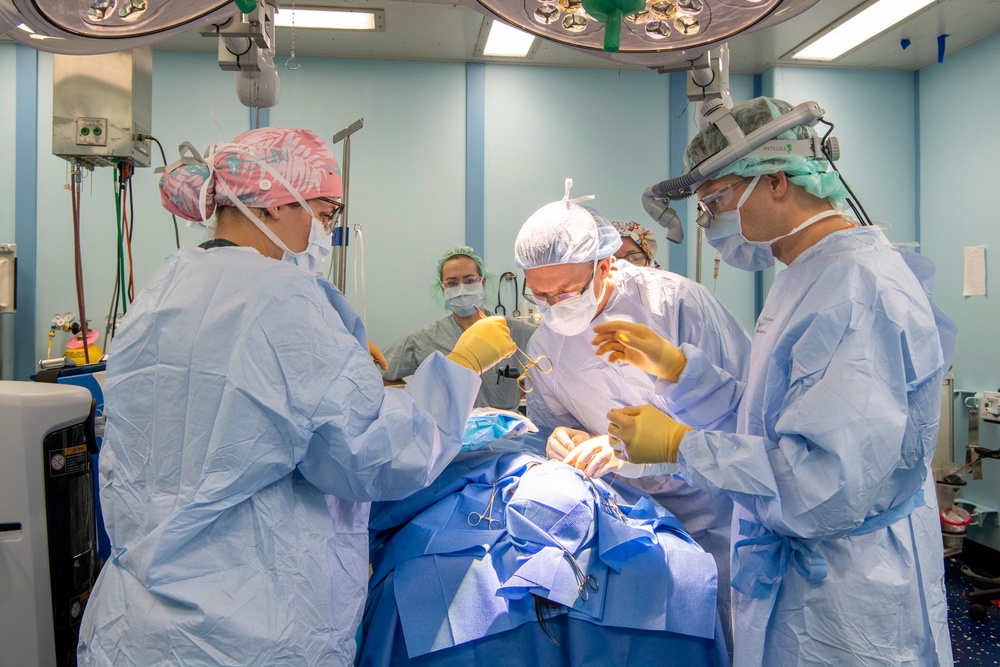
[684,96,849,206]
[430,245,497,309]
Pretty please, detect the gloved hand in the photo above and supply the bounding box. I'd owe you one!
[592,321,687,382]
[562,435,625,478]
[606,405,693,464]
[447,315,516,374]
[546,426,593,461]
[368,341,388,370]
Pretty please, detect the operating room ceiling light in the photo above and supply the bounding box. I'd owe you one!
[459,0,819,67]
[790,0,936,62]
[273,8,384,31]
[483,19,537,56]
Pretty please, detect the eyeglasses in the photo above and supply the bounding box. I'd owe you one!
[695,178,747,229]
[522,270,595,307]
[442,276,483,290]
[618,251,648,267]
[315,196,344,233]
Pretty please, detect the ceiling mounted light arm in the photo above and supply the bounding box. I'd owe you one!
[200,2,280,109]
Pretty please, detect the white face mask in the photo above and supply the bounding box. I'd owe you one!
[282,216,333,273]
[537,256,606,337]
[705,175,843,271]
[444,282,486,317]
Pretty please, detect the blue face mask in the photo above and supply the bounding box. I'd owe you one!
[704,176,842,272]
[444,282,486,317]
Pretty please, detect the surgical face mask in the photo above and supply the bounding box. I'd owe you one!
[537,258,605,337]
[444,282,486,317]
[282,215,332,273]
[704,176,841,272]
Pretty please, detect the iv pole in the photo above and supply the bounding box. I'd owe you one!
[330,118,363,293]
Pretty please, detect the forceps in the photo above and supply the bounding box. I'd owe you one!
[467,482,502,529]
[561,546,600,602]
[512,346,553,394]
[587,477,628,523]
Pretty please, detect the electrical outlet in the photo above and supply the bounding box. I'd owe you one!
[982,391,1000,423]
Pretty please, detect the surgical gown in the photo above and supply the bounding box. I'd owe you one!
[677,227,954,666]
[526,263,752,654]
[382,314,536,410]
[76,245,479,667]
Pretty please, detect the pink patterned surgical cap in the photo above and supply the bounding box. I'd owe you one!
[159,127,343,226]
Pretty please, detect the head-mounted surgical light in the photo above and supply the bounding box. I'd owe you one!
[642,99,849,242]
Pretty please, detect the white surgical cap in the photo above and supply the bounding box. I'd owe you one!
[514,184,621,269]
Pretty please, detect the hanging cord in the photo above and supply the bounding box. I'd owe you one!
[144,134,181,248]
[102,253,121,352]
[125,166,136,302]
[70,165,91,364]
[352,224,366,325]
[818,119,872,226]
[285,0,301,70]
[114,166,128,317]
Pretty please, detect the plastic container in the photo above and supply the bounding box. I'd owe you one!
[941,506,973,550]
[941,506,973,532]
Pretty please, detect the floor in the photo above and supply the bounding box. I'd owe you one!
[946,556,1000,666]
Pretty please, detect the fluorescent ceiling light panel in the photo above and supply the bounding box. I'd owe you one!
[483,21,535,57]
[274,8,378,30]
[792,0,935,61]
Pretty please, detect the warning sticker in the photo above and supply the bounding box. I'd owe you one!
[49,444,89,477]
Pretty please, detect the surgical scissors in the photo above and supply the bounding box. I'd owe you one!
[511,346,553,394]
[467,483,502,530]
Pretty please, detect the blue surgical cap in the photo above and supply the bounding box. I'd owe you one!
[684,96,849,206]
[514,201,622,270]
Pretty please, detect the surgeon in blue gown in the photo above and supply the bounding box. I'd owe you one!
[512,180,752,656]
[76,128,516,667]
[596,98,957,667]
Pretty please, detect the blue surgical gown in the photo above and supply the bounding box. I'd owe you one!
[677,227,954,666]
[76,245,479,667]
[526,263,752,654]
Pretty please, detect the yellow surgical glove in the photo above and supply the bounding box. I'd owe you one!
[606,405,693,464]
[447,315,516,375]
[592,320,686,382]
[368,341,388,370]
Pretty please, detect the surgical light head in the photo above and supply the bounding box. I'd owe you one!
[642,95,859,241]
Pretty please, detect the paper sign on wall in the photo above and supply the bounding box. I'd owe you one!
[963,245,986,297]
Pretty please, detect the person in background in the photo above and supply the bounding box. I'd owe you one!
[597,96,956,667]
[513,180,752,656]
[76,128,515,667]
[381,245,536,411]
[612,219,661,268]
